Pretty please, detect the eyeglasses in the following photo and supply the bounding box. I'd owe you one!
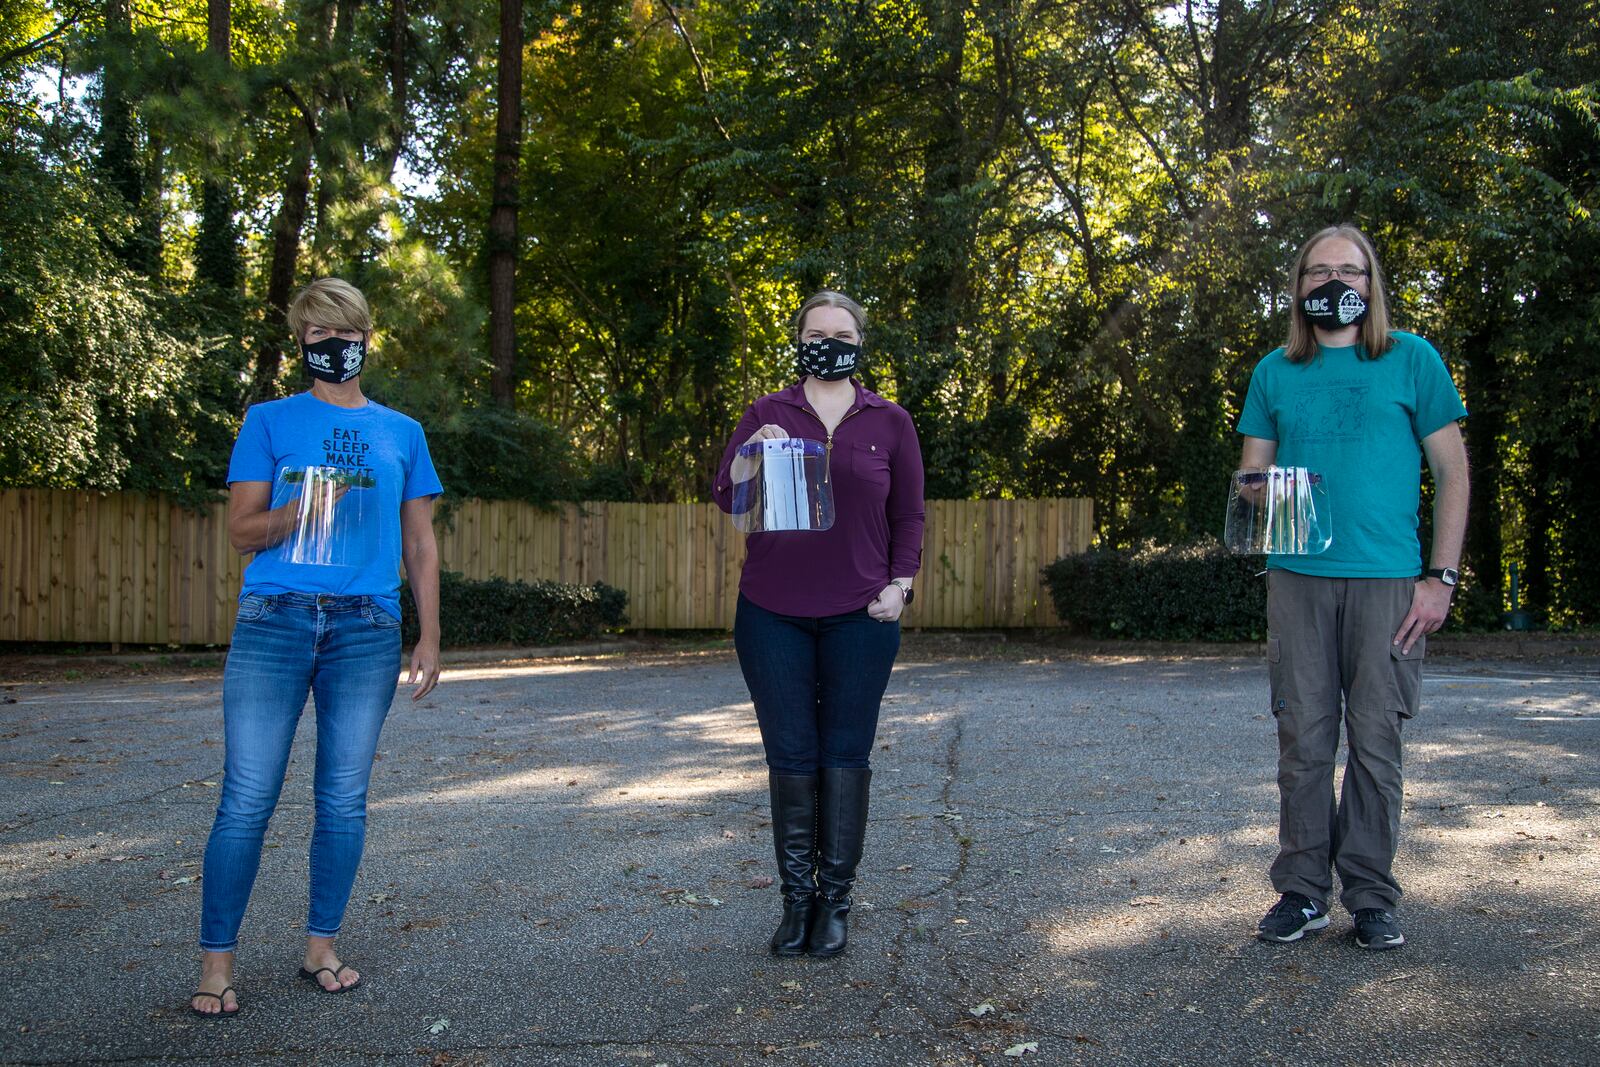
[1300,265,1369,282]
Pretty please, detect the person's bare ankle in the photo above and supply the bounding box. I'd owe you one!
[191,951,237,1013]
[303,935,358,990]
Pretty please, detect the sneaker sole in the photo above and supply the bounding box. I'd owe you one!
[1257,914,1330,943]
[1355,932,1406,950]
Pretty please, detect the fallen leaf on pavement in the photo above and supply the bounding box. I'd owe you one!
[1003,1042,1039,1057]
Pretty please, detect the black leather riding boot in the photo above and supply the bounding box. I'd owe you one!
[806,767,871,958]
[768,772,818,956]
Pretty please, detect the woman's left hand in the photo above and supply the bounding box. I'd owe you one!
[409,638,441,700]
[867,584,905,623]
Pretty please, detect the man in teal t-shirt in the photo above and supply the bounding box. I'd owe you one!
[1238,226,1468,952]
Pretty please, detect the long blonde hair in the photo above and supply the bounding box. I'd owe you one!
[1284,225,1394,362]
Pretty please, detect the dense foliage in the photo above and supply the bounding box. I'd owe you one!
[1044,539,1267,640]
[1,0,1597,625]
[399,571,628,647]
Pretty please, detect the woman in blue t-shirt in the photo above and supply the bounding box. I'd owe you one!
[189,279,443,1018]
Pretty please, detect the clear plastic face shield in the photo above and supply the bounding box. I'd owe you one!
[729,438,835,533]
[275,465,377,566]
[1224,466,1332,555]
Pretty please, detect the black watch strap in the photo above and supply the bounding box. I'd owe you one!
[1424,567,1459,587]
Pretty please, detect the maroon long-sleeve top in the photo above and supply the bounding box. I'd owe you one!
[713,380,925,618]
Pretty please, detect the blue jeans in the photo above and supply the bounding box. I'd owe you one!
[199,593,401,951]
[733,594,901,774]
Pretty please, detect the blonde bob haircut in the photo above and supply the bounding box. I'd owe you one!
[286,277,373,341]
[793,289,867,343]
[1284,224,1394,363]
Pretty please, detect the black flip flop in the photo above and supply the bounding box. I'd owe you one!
[189,986,239,1018]
[298,963,361,994]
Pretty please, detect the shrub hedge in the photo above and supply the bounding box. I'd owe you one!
[400,571,629,647]
[1044,537,1267,640]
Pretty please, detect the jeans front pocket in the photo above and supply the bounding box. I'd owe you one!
[362,601,401,630]
[235,593,275,623]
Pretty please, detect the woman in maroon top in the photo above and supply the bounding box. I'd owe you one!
[713,290,925,957]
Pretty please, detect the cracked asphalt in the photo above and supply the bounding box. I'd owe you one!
[1,640,1597,1066]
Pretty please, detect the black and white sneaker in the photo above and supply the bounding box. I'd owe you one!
[1257,893,1330,943]
[1353,908,1406,950]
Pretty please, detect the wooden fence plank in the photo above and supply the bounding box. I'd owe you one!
[1,490,19,638]
[3,491,24,639]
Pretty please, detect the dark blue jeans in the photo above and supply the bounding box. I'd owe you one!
[200,592,401,951]
[733,594,901,774]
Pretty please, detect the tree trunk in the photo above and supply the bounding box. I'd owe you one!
[910,0,970,356]
[1461,317,1504,612]
[311,0,359,265]
[901,0,977,496]
[1561,432,1600,625]
[488,0,524,407]
[1522,437,1555,618]
[99,0,150,272]
[250,1,334,401]
[378,0,409,183]
[1204,0,1254,158]
[195,0,239,294]
[253,129,315,400]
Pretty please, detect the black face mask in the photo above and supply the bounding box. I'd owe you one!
[301,336,366,384]
[796,337,860,381]
[1301,279,1369,330]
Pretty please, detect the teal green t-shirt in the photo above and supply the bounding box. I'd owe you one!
[1236,331,1467,578]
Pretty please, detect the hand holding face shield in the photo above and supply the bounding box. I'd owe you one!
[1224,467,1332,555]
[277,465,375,565]
[730,438,835,533]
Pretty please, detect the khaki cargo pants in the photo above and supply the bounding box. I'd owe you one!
[1266,569,1425,913]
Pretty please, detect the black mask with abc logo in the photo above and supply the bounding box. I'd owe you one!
[795,337,861,381]
[1301,279,1369,330]
[301,336,366,383]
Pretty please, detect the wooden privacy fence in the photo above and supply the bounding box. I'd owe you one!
[0,490,1093,645]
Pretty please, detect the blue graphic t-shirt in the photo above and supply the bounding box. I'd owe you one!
[227,392,444,618]
[1236,331,1467,578]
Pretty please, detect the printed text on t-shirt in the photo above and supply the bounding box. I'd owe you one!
[323,427,371,468]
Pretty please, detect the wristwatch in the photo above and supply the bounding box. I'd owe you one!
[1424,567,1459,587]
[890,579,915,605]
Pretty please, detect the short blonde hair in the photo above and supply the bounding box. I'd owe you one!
[287,278,372,341]
[793,290,867,343]
[1284,225,1394,363]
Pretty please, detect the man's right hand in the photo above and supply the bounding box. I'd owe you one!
[1236,470,1270,503]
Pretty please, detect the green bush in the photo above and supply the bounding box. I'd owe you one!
[1044,537,1267,640]
[400,571,629,647]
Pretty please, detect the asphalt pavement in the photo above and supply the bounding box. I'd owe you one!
[1,640,1596,1066]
